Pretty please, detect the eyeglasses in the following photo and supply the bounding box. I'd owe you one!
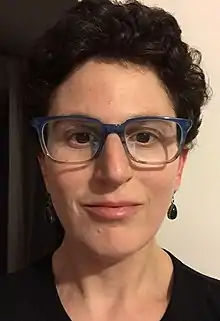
[31,115,192,165]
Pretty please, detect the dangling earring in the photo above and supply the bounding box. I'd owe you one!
[167,196,178,220]
[45,194,56,224]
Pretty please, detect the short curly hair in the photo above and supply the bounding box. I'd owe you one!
[24,0,211,146]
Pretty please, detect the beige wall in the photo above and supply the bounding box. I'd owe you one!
[141,0,220,278]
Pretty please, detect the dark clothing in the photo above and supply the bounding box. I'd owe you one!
[0,251,220,320]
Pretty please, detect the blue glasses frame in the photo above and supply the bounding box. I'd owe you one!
[31,115,193,164]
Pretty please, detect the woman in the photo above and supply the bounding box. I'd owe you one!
[1,0,220,320]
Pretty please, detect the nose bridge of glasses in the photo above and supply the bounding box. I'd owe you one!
[98,123,126,156]
[92,123,126,161]
[100,124,129,164]
[104,123,125,141]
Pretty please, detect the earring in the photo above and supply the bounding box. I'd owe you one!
[45,194,56,224]
[167,196,178,220]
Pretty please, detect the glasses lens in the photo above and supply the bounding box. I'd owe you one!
[42,118,102,163]
[125,119,182,164]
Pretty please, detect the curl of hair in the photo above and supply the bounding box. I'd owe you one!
[24,0,211,145]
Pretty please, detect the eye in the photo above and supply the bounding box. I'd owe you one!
[65,130,100,150]
[67,131,94,146]
[73,132,90,144]
[136,132,154,144]
[128,131,159,145]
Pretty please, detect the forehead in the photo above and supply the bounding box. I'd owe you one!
[50,60,175,122]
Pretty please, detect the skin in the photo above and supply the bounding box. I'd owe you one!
[39,60,188,321]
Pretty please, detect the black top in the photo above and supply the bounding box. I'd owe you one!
[0,251,220,321]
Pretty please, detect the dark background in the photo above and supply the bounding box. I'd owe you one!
[0,0,77,275]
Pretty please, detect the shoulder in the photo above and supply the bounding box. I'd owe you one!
[0,255,53,320]
[173,253,220,291]
[168,251,220,320]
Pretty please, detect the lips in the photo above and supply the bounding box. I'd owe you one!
[83,202,142,221]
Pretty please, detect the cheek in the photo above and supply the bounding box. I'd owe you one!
[45,162,92,210]
[138,162,179,215]
[144,161,179,189]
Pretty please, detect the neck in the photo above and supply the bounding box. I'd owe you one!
[52,239,173,308]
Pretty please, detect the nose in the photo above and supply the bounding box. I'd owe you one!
[93,134,133,187]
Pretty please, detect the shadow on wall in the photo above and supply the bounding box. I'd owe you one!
[2,56,60,274]
[0,83,9,275]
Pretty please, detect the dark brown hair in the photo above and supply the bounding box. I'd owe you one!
[24,0,211,145]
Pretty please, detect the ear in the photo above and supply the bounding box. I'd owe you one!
[174,149,189,191]
[38,153,50,192]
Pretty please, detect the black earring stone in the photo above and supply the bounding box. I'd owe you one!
[167,202,178,220]
[45,196,56,224]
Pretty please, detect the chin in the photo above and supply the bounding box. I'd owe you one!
[65,220,157,263]
[81,234,150,263]
[87,246,138,265]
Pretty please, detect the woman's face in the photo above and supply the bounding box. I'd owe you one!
[40,61,187,258]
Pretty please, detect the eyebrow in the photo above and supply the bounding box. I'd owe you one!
[126,111,174,118]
